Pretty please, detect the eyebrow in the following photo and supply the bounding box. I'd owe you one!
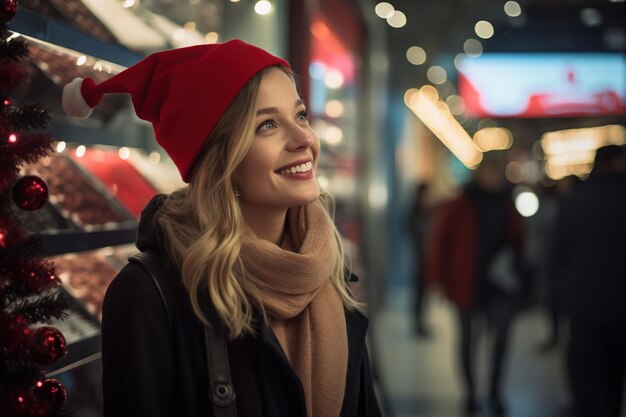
[256,99,306,116]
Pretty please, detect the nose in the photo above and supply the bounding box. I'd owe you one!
[286,123,315,151]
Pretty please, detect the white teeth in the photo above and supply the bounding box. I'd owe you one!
[278,161,313,175]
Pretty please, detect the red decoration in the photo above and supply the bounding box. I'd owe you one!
[33,379,67,412]
[30,326,67,365]
[0,0,18,22]
[13,175,49,211]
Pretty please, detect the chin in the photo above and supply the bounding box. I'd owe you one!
[291,188,320,207]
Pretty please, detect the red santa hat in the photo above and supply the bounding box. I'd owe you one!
[62,39,290,182]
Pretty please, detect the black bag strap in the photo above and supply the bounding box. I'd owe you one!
[129,251,237,417]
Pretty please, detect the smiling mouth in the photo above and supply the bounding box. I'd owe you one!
[276,160,313,175]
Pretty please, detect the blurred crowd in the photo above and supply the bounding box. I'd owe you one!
[409,145,626,417]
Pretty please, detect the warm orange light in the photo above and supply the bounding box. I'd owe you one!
[473,127,513,151]
[541,125,625,179]
[311,20,332,43]
[407,85,483,168]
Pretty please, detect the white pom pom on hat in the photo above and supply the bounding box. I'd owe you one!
[59,40,289,182]
[62,77,94,119]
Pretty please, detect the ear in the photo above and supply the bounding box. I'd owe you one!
[231,176,242,196]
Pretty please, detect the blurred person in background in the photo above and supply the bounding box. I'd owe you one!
[425,154,526,416]
[552,144,626,417]
[409,182,434,338]
[532,175,580,353]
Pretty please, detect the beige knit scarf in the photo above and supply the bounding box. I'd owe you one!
[239,200,348,417]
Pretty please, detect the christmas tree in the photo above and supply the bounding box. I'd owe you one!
[1,1,73,416]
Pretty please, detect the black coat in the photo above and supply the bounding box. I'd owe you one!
[552,171,626,325]
[101,197,382,417]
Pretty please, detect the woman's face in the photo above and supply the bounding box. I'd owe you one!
[235,68,320,212]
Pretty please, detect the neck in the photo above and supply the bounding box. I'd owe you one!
[240,204,287,245]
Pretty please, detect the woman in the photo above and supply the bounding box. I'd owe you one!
[63,40,381,417]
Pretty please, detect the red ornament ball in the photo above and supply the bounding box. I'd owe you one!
[0,0,18,22]
[33,379,67,411]
[13,175,49,211]
[30,326,67,365]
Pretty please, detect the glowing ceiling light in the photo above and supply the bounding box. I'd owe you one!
[309,62,326,79]
[76,145,86,158]
[325,126,343,145]
[541,125,625,180]
[119,147,130,160]
[453,53,465,71]
[404,88,420,107]
[56,141,66,153]
[387,11,407,28]
[205,32,219,43]
[375,2,395,19]
[464,38,483,57]
[255,0,272,15]
[506,161,525,184]
[324,70,344,89]
[515,191,539,217]
[445,95,466,116]
[418,85,439,103]
[504,1,522,17]
[406,46,427,65]
[325,100,344,118]
[407,86,482,168]
[473,127,513,151]
[426,66,447,85]
[76,55,87,66]
[475,20,494,39]
[148,152,161,165]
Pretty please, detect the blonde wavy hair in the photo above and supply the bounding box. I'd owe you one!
[158,67,360,339]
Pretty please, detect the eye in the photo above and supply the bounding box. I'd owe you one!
[296,110,309,122]
[257,119,277,132]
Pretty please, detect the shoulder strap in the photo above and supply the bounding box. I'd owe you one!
[129,251,237,417]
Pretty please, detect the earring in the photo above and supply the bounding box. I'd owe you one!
[235,188,241,197]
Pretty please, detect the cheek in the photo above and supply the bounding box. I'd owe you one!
[237,147,276,188]
[312,133,321,169]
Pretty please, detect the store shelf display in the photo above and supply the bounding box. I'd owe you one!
[69,146,160,217]
[23,153,135,230]
[50,244,137,322]
[11,198,81,233]
[128,148,185,194]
